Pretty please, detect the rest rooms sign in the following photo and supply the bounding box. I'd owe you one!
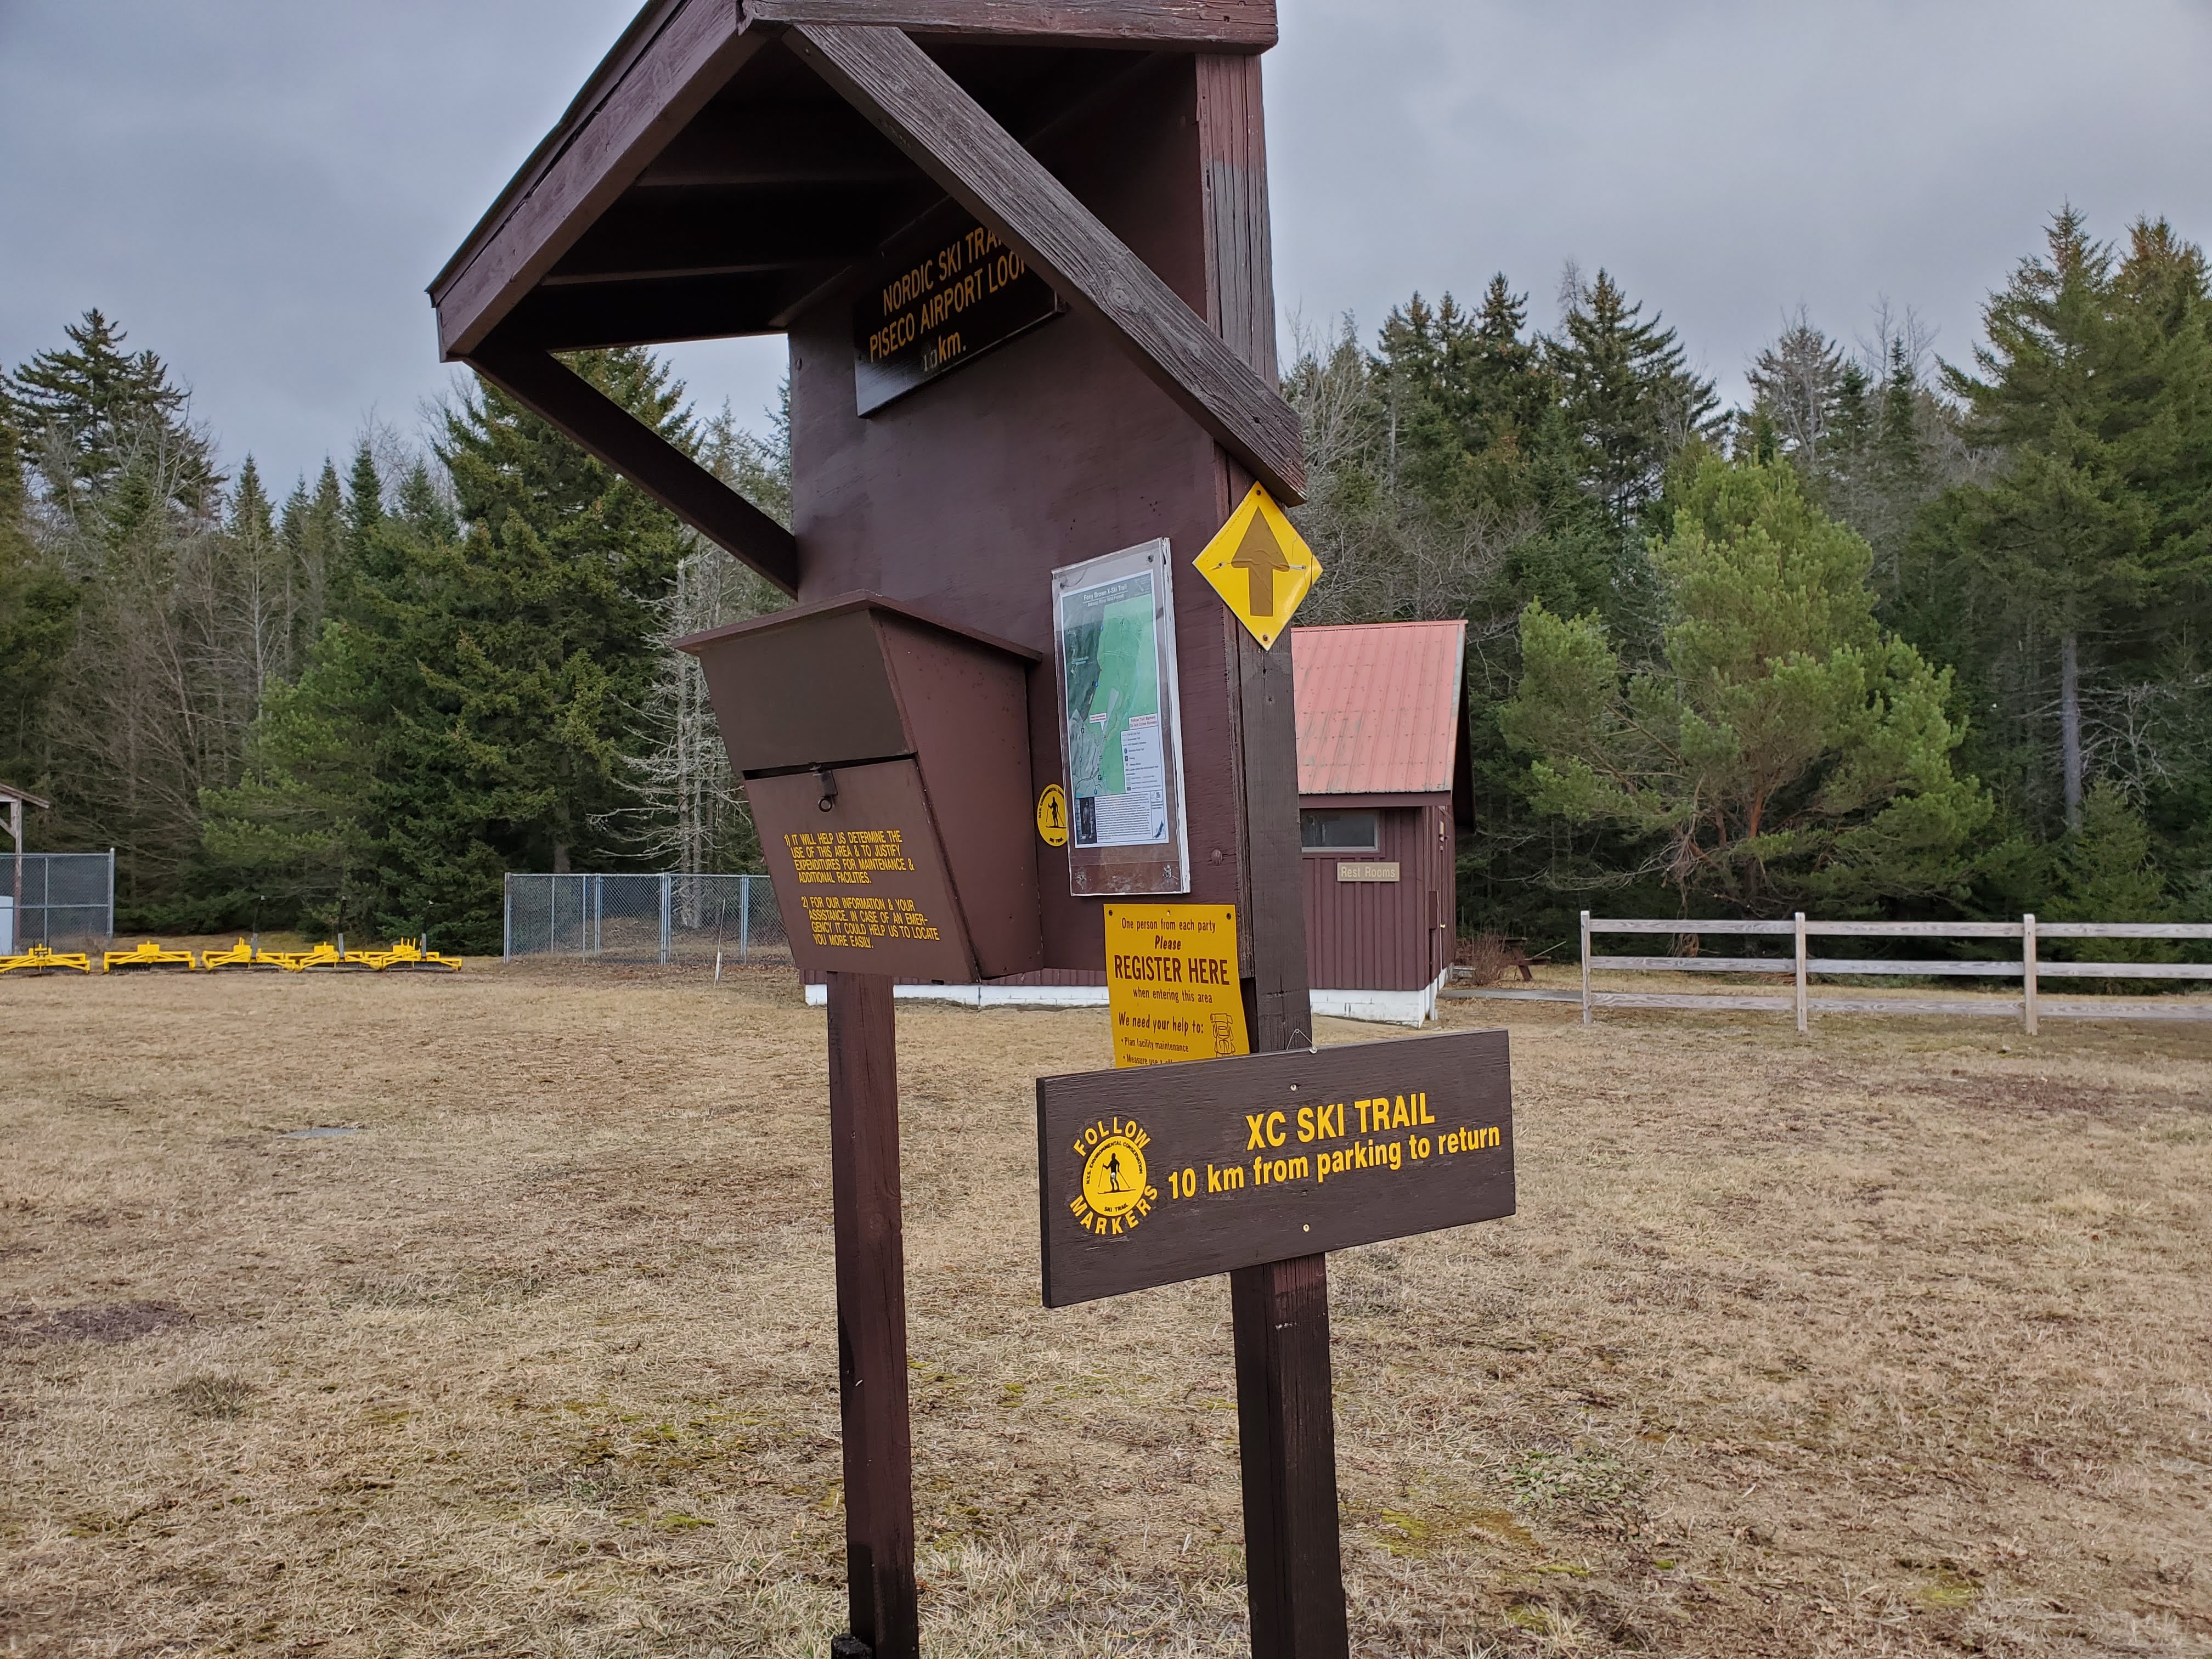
[1035,1030,1516,1306]
[853,215,1063,415]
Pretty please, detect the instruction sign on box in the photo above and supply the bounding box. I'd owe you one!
[680,594,1045,983]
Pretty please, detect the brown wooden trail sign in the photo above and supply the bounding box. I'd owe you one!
[853,213,1064,413]
[426,5,1455,1655]
[1039,1030,1515,1307]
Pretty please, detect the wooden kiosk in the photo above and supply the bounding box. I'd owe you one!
[432,6,1351,1653]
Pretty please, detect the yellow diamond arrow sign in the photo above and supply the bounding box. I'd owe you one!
[1193,483,1322,650]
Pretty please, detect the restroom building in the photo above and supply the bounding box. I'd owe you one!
[1294,619,1471,1024]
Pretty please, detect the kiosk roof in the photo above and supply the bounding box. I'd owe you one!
[423,1,1302,599]
[431,1,1279,360]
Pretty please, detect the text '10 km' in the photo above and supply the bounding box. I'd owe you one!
[853,217,1064,415]
[1036,1030,1517,1306]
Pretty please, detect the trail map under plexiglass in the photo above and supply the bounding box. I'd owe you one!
[1052,541,1190,895]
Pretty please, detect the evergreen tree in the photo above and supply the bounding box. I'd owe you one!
[1548,268,1720,525]
[207,348,694,947]
[6,309,216,523]
[0,410,77,800]
[0,411,30,568]
[1465,275,1556,442]
[281,461,346,654]
[1743,306,1973,613]
[1876,338,1926,488]
[1500,454,1989,913]
[2047,781,2170,923]
[393,459,456,545]
[1920,210,2212,837]
[200,628,382,934]
[1285,274,1719,944]
[343,439,385,565]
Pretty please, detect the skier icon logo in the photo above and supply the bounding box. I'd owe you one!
[1076,1116,1152,1235]
[1035,783,1070,848]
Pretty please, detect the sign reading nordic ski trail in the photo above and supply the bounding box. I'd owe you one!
[853,215,1063,415]
[1193,482,1322,650]
[1103,902,1249,1068]
[1037,1029,1515,1307]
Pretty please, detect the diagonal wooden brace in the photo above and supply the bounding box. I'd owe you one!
[467,346,801,594]
[785,22,1306,504]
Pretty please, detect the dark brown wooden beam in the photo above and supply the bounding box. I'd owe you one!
[467,347,800,594]
[786,22,1305,503]
[546,189,889,284]
[824,970,921,1659]
[498,269,825,351]
[432,4,770,360]
[745,0,1276,48]
[427,1,689,299]
[634,99,914,187]
[1230,1255,1348,1659]
[764,50,1163,331]
[1203,46,1345,1657]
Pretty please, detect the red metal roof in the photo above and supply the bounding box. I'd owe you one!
[1293,620,1466,797]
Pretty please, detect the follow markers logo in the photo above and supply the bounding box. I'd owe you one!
[1069,1116,1154,1238]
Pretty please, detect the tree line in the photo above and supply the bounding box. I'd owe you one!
[1289,208,2206,944]
[2,207,2202,951]
[0,315,783,951]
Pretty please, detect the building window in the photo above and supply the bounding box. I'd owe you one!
[1300,810,1379,853]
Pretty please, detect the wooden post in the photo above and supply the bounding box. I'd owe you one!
[1227,621,1348,1659]
[824,970,919,1659]
[1230,1253,1346,1658]
[1202,48,1348,1659]
[1793,911,1808,1035]
[7,799,20,951]
[2022,912,2038,1037]
[1579,910,1593,1026]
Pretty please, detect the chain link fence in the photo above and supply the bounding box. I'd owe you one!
[1,851,114,954]
[503,873,788,966]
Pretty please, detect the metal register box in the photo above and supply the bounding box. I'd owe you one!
[679,594,1042,983]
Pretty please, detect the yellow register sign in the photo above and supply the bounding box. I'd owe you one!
[1103,903,1250,1068]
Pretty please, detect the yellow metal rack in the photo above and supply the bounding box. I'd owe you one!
[200,938,291,972]
[0,944,93,975]
[102,940,199,973]
[358,938,462,973]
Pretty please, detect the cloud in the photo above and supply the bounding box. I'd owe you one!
[1272,0,2212,398]
[5,0,2209,488]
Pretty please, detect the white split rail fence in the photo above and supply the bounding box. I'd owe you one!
[1577,913,2212,1034]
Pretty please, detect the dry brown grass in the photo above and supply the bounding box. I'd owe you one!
[2,961,2208,1657]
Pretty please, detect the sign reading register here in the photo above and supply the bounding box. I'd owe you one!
[1103,902,1249,1068]
[1036,1029,1516,1306]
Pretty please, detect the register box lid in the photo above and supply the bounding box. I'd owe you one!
[678,591,1039,777]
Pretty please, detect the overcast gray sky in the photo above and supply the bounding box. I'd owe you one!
[5,1,2210,494]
